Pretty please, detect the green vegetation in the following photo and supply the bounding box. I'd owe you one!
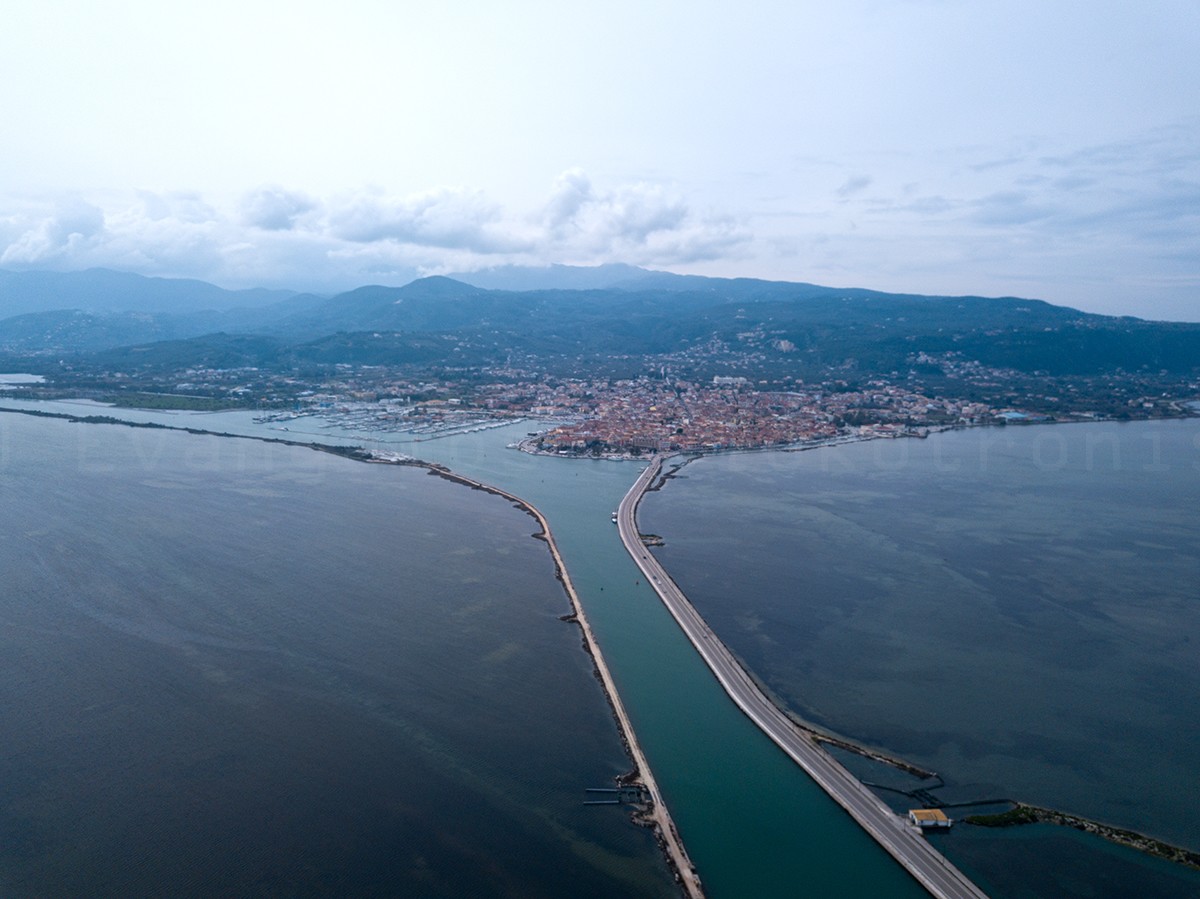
[964,805,1040,827]
[4,272,1198,420]
[104,392,246,411]
[965,804,1200,871]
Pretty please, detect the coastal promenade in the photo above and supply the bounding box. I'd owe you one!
[617,456,989,899]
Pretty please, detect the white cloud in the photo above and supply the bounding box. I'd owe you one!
[0,199,106,266]
[970,192,1053,227]
[543,169,593,236]
[137,192,219,225]
[240,187,318,231]
[0,173,750,290]
[327,187,533,254]
[536,176,748,265]
[3,126,1193,319]
[775,117,1200,318]
[836,175,872,198]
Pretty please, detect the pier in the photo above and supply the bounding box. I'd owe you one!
[616,456,988,899]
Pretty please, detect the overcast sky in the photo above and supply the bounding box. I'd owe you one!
[2,1,1197,319]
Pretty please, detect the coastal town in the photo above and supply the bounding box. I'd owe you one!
[237,364,1194,459]
[6,311,1198,459]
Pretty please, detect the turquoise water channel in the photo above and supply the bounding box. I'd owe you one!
[325,422,933,898]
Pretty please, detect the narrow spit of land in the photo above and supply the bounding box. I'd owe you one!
[423,467,704,899]
[617,456,988,899]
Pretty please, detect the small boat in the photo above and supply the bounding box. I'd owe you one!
[611,512,618,523]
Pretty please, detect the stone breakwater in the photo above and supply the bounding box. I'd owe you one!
[422,465,704,899]
[965,805,1200,871]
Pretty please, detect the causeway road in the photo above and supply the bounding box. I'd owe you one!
[617,456,988,899]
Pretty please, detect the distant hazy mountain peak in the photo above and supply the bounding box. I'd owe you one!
[448,263,655,292]
[400,275,485,294]
[0,267,296,316]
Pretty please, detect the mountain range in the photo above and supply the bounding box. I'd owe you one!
[2,266,1198,381]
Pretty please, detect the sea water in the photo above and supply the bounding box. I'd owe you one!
[3,404,933,896]
[0,412,676,897]
[640,420,1200,897]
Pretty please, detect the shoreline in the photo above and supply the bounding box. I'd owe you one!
[515,410,1200,463]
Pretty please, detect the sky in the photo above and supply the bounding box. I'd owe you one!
[1,0,1197,319]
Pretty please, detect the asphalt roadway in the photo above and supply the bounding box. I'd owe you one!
[617,456,989,899]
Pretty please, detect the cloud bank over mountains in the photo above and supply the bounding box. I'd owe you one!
[1,114,1196,322]
[0,172,748,294]
[2,2,1196,320]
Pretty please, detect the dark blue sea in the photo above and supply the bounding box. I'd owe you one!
[10,402,1198,897]
[641,420,1200,897]
[0,412,676,897]
[0,403,936,898]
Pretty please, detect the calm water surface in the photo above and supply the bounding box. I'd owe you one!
[21,402,933,896]
[0,412,675,897]
[20,400,1175,897]
[324,419,931,898]
[641,420,1200,896]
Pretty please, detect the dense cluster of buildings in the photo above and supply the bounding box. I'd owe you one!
[31,349,1195,458]
[242,373,1010,456]
[192,361,1183,458]
[525,379,995,455]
